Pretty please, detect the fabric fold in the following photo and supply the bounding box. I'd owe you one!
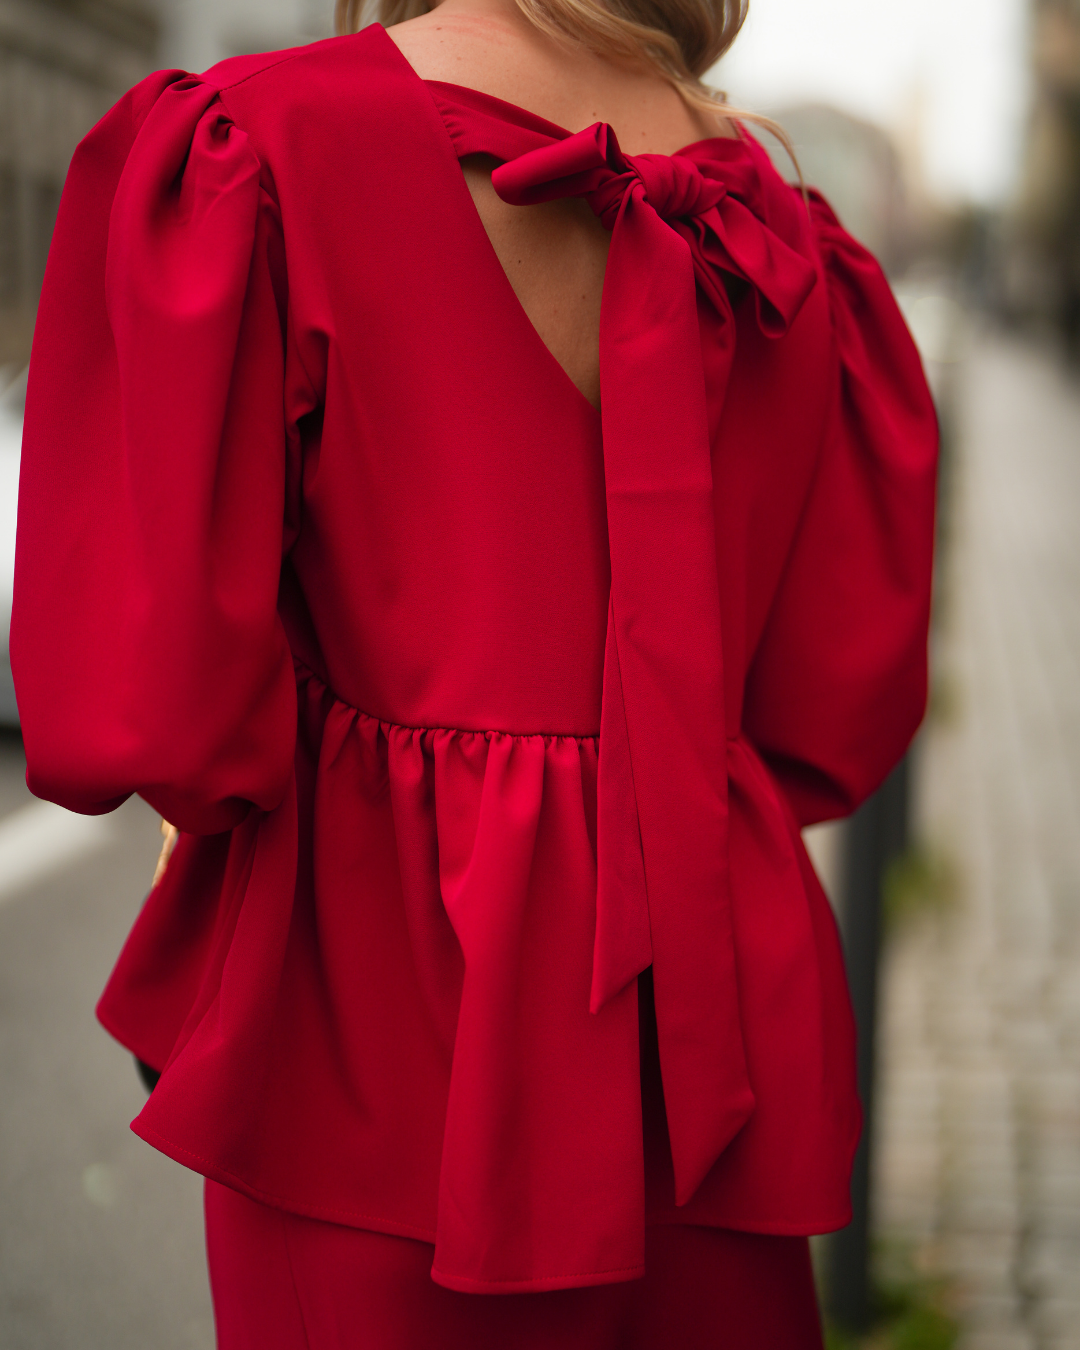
[308,669,646,1291]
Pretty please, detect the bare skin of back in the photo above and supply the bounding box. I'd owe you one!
[388,0,733,408]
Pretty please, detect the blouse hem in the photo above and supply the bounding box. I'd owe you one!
[430,1263,647,1294]
[642,1209,854,1238]
[133,1118,855,1250]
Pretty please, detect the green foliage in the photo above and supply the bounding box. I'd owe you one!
[823,1242,960,1350]
[927,668,962,726]
[889,1306,958,1350]
[882,845,957,931]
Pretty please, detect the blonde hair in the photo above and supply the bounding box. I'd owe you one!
[333,0,798,164]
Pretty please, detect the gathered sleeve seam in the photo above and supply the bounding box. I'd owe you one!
[215,85,323,430]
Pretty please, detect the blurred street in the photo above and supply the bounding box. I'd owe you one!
[0,743,213,1350]
[876,327,1080,1350]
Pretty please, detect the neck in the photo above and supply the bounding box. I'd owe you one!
[385,2,730,153]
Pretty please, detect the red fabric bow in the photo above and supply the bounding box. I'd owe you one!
[494,124,816,1204]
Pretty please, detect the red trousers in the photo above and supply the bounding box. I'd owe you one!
[205,1181,824,1350]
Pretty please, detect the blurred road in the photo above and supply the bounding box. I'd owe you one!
[0,736,214,1350]
[876,328,1080,1350]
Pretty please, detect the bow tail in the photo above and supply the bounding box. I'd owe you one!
[592,597,653,1013]
[594,194,755,1205]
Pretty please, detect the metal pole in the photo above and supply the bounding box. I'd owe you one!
[825,756,909,1333]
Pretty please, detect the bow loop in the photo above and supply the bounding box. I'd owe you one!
[492,122,619,209]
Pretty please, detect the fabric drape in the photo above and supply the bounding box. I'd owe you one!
[13,26,938,1294]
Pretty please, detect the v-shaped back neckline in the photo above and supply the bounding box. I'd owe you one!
[371,23,811,418]
[444,158,607,419]
[419,67,611,418]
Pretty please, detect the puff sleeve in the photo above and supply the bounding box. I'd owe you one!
[11,71,299,834]
[743,192,939,826]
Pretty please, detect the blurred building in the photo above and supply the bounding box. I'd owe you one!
[151,0,328,76]
[0,0,342,372]
[761,103,913,275]
[0,1,159,368]
[1008,0,1080,348]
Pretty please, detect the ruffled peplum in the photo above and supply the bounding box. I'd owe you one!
[98,659,860,1290]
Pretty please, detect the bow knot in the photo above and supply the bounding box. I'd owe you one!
[587,151,726,229]
[492,123,815,341]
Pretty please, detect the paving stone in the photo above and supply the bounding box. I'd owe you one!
[873,330,1080,1347]
[958,1331,1036,1350]
[1030,1301,1080,1339]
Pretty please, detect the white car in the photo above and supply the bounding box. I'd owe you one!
[0,366,24,726]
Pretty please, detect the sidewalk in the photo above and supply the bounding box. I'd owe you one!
[874,329,1080,1350]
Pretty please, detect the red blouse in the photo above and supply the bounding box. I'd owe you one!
[11,25,937,1294]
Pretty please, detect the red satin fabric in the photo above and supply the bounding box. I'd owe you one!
[496,115,777,1201]
[12,25,938,1295]
[205,1179,825,1350]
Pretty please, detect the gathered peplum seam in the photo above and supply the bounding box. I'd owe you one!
[293,657,605,744]
[292,658,760,748]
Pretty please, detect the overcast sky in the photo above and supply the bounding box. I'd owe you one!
[712,0,1031,205]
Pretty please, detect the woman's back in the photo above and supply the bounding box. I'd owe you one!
[389,0,725,148]
[10,4,939,1331]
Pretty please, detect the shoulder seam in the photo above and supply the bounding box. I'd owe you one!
[213,45,309,96]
